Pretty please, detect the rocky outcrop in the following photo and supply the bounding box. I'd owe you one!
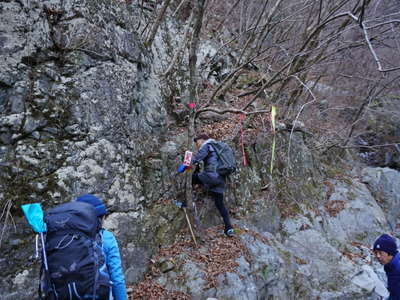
[140,171,394,299]
[362,167,400,232]
[0,0,172,297]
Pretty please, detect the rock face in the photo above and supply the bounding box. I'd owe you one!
[362,167,400,231]
[0,0,173,297]
[1,1,399,299]
[144,174,393,300]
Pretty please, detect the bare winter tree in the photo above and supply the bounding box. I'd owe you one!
[139,0,400,233]
[141,0,399,154]
[188,0,400,156]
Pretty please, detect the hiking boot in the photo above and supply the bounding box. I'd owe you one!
[224,228,235,237]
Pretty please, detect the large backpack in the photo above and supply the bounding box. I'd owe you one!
[40,201,112,300]
[208,141,237,176]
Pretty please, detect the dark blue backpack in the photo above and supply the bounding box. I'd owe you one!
[208,141,237,176]
[40,201,112,300]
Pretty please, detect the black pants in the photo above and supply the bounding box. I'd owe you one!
[192,173,232,231]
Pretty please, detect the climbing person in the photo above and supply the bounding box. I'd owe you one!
[373,233,400,299]
[178,133,235,237]
[77,194,128,300]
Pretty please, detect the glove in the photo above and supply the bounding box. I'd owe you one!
[177,164,188,173]
[175,201,187,208]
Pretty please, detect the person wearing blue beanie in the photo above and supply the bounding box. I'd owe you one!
[77,194,128,300]
[373,234,400,300]
[76,194,107,217]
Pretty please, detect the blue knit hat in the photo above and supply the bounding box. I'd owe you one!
[76,194,107,217]
[373,234,398,256]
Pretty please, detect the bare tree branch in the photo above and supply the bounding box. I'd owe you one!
[211,0,242,38]
[172,0,188,16]
[188,0,206,102]
[161,11,194,77]
[286,75,317,176]
[342,143,400,149]
[145,0,173,47]
[242,60,293,111]
[196,107,269,116]
[186,0,206,240]
[343,11,400,72]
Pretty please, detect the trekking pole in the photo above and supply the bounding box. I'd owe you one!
[175,201,198,247]
[176,161,198,247]
[40,232,49,270]
[35,234,40,259]
[182,207,198,247]
[21,203,49,269]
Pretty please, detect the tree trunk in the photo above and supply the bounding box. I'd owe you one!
[186,0,206,243]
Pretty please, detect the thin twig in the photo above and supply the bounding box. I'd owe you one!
[342,143,400,149]
[145,0,173,47]
[213,0,241,34]
[242,60,292,110]
[162,12,194,77]
[0,199,13,247]
[364,20,400,30]
[286,76,317,176]
[345,12,400,72]
[172,0,187,16]
[196,107,269,117]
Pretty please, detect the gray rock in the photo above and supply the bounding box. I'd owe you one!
[321,180,388,245]
[215,271,258,300]
[351,265,389,298]
[362,167,400,230]
[23,116,45,133]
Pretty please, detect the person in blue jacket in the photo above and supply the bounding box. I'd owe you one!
[77,194,128,300]
[373,234,400,300]
[178,134,234,237]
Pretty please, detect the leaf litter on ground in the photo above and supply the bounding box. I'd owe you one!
[129,225,254,299]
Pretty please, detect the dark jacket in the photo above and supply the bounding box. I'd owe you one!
[192,139,219,172]
[192,139,225,194]
[385,251,400,299]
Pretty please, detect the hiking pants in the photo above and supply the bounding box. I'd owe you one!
[192,173,233,231]
[209,191,233,232]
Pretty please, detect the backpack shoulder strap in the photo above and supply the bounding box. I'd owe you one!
[206,141,218,151]
[96,229,104,247]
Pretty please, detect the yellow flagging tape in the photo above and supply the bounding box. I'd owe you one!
[271,105,277,131]
[270,105,277,174]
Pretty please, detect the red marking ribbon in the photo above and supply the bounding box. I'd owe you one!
[187,103,197,109]
[240,113,248,166]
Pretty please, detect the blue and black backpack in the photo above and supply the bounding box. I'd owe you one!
[208,141,237,176]
[40,201,112,300]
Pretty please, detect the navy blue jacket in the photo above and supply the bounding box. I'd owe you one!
[101,229,128,300]
[385,251,400,300]
[192,139,225,194]
[192,139,219,172]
